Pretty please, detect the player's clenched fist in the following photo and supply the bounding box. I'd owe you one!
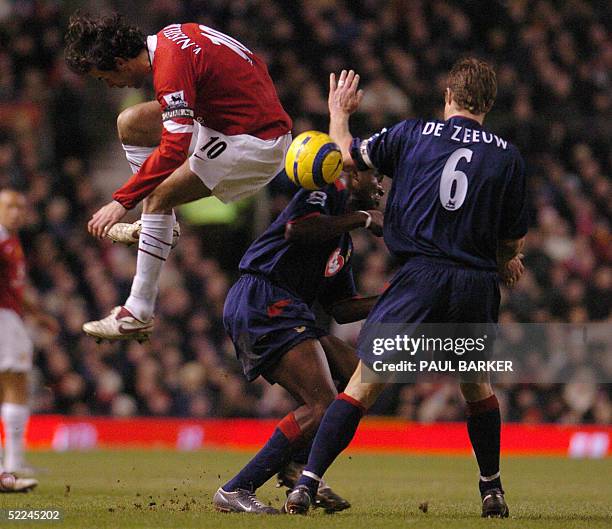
[329,70,364,117]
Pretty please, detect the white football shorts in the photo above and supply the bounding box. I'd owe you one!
[189,123,291,203]
[0,308,33,372]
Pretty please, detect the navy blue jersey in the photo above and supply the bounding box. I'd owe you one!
[239,180,357,308]
[352,116,527,270]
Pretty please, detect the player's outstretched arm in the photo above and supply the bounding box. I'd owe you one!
[284,209,382,244]
[329,295,379,324]
[329,70,363,167]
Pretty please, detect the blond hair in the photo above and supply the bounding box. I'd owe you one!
[447,58,497,114]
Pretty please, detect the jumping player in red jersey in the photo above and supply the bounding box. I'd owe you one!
[0,188,58,492]
[64,13,293,341]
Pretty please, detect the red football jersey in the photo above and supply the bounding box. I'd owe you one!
[0,225,26,315]
[113,23,292,209]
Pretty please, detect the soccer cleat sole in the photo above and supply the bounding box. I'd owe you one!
[482,507,510,518]
[213,505,279,515]
[84,328,152,343]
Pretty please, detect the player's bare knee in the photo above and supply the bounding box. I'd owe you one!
[117,103,162,146]
[116,106,139,143]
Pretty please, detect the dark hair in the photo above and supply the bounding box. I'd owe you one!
[64,12,145,74]
[447,57,497,114]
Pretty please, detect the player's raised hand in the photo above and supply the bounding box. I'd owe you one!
[329,69,364,117]
[88,200,128,240]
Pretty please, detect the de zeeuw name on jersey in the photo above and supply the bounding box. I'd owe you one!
[422,121,508,150]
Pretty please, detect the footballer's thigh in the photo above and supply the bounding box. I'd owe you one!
[319,334,359,388]
[117,100,163,147]
[344,361,386,410]
[0,309,33,378]
[0,372,28,404]
[144,160,212,214]
[189,123,291,204]
[265,339,338,436]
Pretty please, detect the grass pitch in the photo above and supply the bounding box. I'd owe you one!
[0,450,610,529]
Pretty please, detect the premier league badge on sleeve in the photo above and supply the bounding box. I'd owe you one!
[163,90,188,109]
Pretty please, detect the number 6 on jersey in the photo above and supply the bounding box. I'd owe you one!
[439,148,473,211]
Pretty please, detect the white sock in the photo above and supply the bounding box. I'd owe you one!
[124,213,173,321]
[1,403,29,472]
[122,144,156,174]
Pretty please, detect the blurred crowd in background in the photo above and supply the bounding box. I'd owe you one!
[0,0,609,424]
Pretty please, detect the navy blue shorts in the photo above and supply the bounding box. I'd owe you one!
[357,256,500,365]
[223,273,327,382]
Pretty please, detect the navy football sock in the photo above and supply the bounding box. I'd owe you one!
[291,442,312,466]
[223,413,302,492]
[466,394,503,495]
[296,394,365,498]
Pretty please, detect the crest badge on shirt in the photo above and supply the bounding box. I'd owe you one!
[325,248,345,277]
[163,90,188,109]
